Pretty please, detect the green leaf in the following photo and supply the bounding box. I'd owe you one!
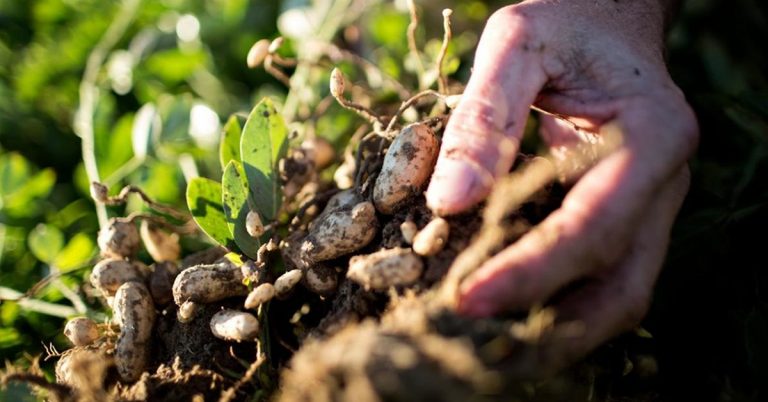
[27,224,64,264]
[187,177,236,249]
[240,97,287,221]
[222,160,260,259]
[220,114,242,169]
[54,232,97,271]
[3,168,56,217]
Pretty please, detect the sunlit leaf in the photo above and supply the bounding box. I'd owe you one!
[220,114,242,170]
[54,232,97,271]
[240,97,287,221]
[3,168,56,217]
[187,177,236,248]
[222,160,260,259]
[144,49,207,85]
[27,224,64,264]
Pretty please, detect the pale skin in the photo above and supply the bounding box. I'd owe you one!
[427,0,698,369]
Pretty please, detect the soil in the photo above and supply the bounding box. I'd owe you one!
[34,105,654,402]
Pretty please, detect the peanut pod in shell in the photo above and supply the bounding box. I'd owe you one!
[373,123,439,214]
[347,247,424,291]
[113,281,155,382]
[172,260,248,305]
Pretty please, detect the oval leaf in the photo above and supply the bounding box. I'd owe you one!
[28,224,64,264]
[240,97,287,221]
[219,114,242,170]
[222,160,260,259]
[186,177,236,249]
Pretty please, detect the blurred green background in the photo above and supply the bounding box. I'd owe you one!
[0,0,766,401]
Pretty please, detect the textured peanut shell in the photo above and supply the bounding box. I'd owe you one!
[347,247,424,290]
[113,281,155,382]
[303,264,338,296]
[172,260,247,305]
[373,123,439,214]
[301,201,377,263]
[63,317,99,347]
[90,258,147,296]
[98,219,140,258]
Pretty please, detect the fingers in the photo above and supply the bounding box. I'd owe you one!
[456,95,697,316]
[530,167,690,372]
[426,7,548,216]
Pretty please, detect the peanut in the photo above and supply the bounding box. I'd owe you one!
[172,260,248,305]
[244,283,275,309]
[274,269,303,297]
[63,317,99,347]
[113,281,155,382]
[140,220,180,262]
[347,247,423,290]
[412,217,450,256]
[90,258,148,297]
[210,309,259,342]
[400,220,418,244]
[373,123,439,214]
[301,200,377,263]
[98,218,140,259]
[303,264,338,296]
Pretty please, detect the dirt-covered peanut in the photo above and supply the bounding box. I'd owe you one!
[412,217,450,256]
[210,309,259,342]
[244,283,275,309]
[303,264,338,296]
[177,301,198,323]
[55,349,112,387]
[301,137,335,169]
[274,269,303,297]
[347,247,424,291]
[98,218,140,258]
[63,317,99,347]
[90,258,148,297]
[140,220,180,262]
[113,281,155,382]
[301,200,377,263]
[149,261,179,306]
[400,220,418,244]
[172,260,248,305]
[373,123,439,214]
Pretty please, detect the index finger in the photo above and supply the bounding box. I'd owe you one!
[426,7,548,216]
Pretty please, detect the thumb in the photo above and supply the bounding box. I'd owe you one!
[426,9,547,215]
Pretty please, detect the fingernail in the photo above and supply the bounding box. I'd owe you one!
[426,158,491,215]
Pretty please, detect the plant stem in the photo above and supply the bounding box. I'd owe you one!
[75,0,142,229]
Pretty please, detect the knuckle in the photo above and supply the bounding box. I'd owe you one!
[677,103,700,158]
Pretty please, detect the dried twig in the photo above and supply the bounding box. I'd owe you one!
[436,9,453,94]
[384,89,444,134]
[406,0,426,80]
[329,68,385,126]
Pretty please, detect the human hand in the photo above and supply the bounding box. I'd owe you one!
[427,0,698,368]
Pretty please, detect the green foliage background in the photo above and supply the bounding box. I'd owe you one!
[0,0,766,401]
